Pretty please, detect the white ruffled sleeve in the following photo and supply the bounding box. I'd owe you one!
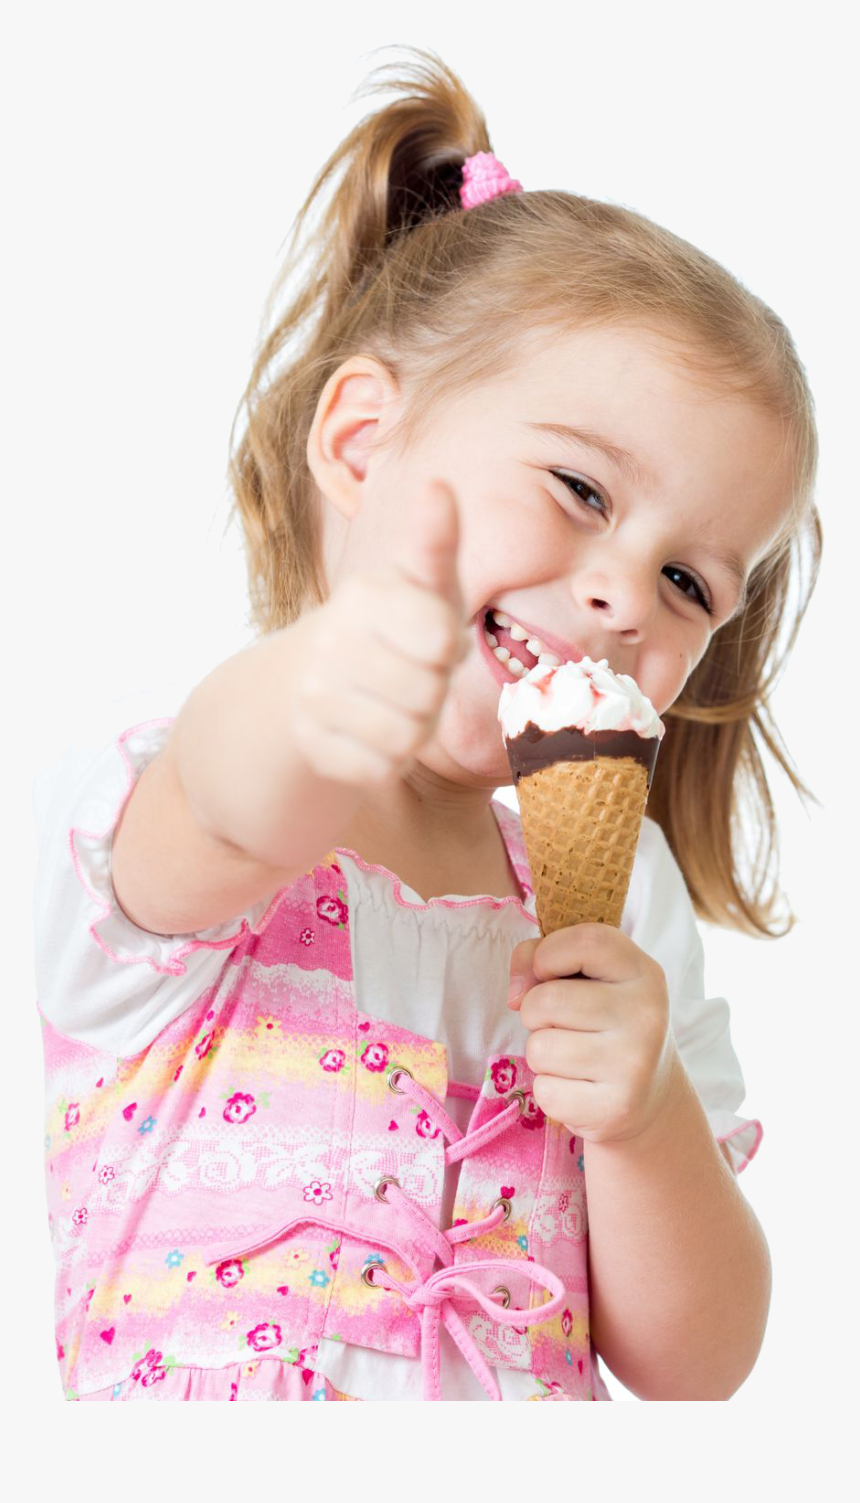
[623,817,763,1175]
[32,718,286,1059]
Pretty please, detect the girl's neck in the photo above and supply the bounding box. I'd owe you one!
[338,769,521,902]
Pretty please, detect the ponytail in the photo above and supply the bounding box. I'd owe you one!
[227,47,491,632]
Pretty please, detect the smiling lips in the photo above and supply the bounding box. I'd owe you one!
[483,607,586,678]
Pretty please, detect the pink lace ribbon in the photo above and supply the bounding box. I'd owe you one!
[365,1257,565,1401]
[200,1070,566,1401]
[359,1073,566,1401]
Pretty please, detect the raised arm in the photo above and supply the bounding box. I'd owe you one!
[111,480,470,938]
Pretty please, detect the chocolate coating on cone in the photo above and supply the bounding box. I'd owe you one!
[506,722,661,790]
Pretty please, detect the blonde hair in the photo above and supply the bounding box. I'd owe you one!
[227,44,822,940]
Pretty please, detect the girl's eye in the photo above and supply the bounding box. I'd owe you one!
[662,565,713,615]
[552,469,608,514]
[550,469,714,616]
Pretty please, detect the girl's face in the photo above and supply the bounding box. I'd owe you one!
[312,322,794,791]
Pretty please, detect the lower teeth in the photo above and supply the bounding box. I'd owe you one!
[491,644,531,677]
[486,616,539,677]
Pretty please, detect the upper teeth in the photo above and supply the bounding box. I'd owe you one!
[486,609,564,670]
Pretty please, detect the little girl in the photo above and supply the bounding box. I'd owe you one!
[33,46,822,1402]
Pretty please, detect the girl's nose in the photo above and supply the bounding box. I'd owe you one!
[576,566,654,638]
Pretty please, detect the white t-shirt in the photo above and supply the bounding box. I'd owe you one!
[32,717,762,1400]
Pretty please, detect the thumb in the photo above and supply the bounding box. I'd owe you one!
[507,938,540,1010]
[398,479,465,613]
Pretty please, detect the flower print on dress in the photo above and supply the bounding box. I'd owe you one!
[216,1258,244,1289]
[490,1058,517,1095]
[247,1321,282,1353]
[561,1308,573,1337]
[299,927,315,946]
[223,1092,257,1125]
[360,1042,389,1072]
[317,892,348,927]
[535,1377,574,1400]
[284,1347,317,1388]
[303,1179,333,1207]
[64,1103,80,1132]
[256,1015,283,1039]
[129,1348,168,1388]
[319,1048,346,1073]
[195,1030,215,1061]
[520,1093,546,1131]
[415,1110,440,1140]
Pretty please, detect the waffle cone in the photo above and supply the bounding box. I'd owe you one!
[516,755,649,935]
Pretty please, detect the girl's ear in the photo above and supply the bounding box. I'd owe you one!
[306,355,402,519]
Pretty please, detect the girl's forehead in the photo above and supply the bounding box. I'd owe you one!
[495,321,735,399]
[463,327,785,461]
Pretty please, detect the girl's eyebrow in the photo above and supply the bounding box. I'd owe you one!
[524,419,751,612]
[522,421,653,488]
[707,545,750,615]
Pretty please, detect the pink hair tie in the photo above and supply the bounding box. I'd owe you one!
[459,150,524,210]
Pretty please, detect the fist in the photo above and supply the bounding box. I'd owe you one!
[292,479,470,786]
[508,923,680,1144]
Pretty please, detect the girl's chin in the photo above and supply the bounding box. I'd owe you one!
[415,654,515,786]
[423,721,512,789]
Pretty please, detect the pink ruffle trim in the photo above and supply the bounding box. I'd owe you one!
[68,718,291,978]
[715,1116,763,1175]
[334,798,538,924]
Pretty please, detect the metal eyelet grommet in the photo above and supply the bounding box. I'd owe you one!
[374,1175,401,1202]
[492,1285,511,1308]
[507,1089,527,1115]
[361,1262,385,1287]
[387,1066,414,1094]
[490,1196,513,1222]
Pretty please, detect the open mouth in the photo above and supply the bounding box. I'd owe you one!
[481,606,570,679]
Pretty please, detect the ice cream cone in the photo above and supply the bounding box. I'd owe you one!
[498,657,664,936]
[515,754,649,934]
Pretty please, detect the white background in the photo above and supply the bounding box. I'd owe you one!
[4,0,854,1471]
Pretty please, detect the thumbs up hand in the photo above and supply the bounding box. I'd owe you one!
[292,480,472,787]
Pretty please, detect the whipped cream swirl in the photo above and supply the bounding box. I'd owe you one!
[498,657,665,741]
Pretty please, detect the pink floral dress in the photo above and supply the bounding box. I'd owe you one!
[33,719,762,1400]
